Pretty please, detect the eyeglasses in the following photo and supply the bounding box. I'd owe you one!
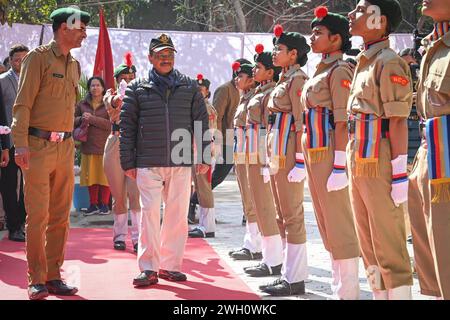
[153,52,175,60]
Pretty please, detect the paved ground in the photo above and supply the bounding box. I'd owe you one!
[1,172,431,300]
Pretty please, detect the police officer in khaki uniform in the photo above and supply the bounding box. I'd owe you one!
[347,0,413,300]
[103,54,141,253]
[241,44,284,277]
[229,62,263,260]
[408,0,450,300]
[259,25,310,296]
[189,74,218,238]
[300,7,360,300]
[11,7,90,300]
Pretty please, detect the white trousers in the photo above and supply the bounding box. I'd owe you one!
[136,167,191,272]
[113,210,139,244]
[330,255,360,300]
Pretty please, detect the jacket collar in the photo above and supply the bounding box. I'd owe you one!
[357,38,390,62]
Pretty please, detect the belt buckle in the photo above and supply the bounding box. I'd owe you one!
[49,131,65,142]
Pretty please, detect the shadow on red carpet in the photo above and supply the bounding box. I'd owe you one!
[0,228,259,300]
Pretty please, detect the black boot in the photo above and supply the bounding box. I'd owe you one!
[188,203,197,225]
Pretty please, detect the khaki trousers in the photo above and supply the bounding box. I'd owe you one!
[136,167,191,272]
[302,132,359,260]
[235,164,258,223]
[409,145,450,298]
[23,136,74,285]
[347,138,413,290]
[192,166,214,208]
[247,164,279,237]
[103,135,140,214]
[269,132,306,244]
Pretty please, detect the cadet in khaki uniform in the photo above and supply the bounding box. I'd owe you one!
[242,44,284,277]
[189,74,218,238]
[347,0,413,299]
[259,25,310,296]
[300,7,360,300]
[408,0,450,299]
[103,53,141,253]
[229,62,263,260]
[11,7,90,300]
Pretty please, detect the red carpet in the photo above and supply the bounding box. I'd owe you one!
[0,228,259,300]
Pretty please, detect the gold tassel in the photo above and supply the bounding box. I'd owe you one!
[307,147,329,164]
[431,181,450,203]
[355,158,379,177]
[248,153,259,165]
[270,155,286,170]
[234,152,247,165]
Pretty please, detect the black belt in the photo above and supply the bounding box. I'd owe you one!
[111,123,120,132]
[347,117,390,137]
[29,127,72,142]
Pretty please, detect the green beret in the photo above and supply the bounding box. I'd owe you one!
[273,26,310,60]
[254,51,281,75]
[196,74,211,89]
[50,7,91,25]
[233,63,254,78]
[311,7,351,52]
[114,64,137,78]
[367,0,403,32]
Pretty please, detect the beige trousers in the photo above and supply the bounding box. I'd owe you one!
[409,145,450,298]
[347,138,413,290]
[23,136,74,285]
[235,164,258,223]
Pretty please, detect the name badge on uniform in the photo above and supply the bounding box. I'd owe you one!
[53,73,64,79]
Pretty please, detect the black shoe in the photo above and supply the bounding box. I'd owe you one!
[45,280,78,296]
[261,279,305,296]
[244,263,282,277]
[133,243,138,254]
[28,284,49,300]
[188,227,215,238]
[188,203,197,225]
[230,248,262,260]
[83,204,99,216]
[8,229,25,242]
[259,278,284,291]
[158,269,187,282]
[133,270,158,287]
[114,241,126,251]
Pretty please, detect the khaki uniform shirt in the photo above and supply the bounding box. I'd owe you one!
[300,53,353,123]
[417,32,450,119]
[12,40,80,147]
[347,39,413,118]
[246,81,276,128]
[213,80,240,136]
[233,89,256,128]
[267,64,308,131]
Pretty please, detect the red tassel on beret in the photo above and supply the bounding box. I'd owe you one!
[232,61,241,71]
[125,51,133,68]
[314,6,328,19]
[197,73,203,81]
[255,44,264,54]
[274,24,283,38]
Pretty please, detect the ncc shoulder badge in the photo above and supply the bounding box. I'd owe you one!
[341,80,351,89]
[390,75,409,86]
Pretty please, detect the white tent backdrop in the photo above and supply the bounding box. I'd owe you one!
[1,23,413,94]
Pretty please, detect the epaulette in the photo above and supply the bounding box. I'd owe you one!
[34,43,51,54]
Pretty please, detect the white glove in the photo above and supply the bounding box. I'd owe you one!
[0,126,11,135]
[262,166,271,184]
[327,150,349,192]
[391,154,408,207]
[118,79,127,99]
[287,153,306,183]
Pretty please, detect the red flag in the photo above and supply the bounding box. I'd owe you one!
[93,8,115,90]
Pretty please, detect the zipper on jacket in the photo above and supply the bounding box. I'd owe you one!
[165,89,171,166]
